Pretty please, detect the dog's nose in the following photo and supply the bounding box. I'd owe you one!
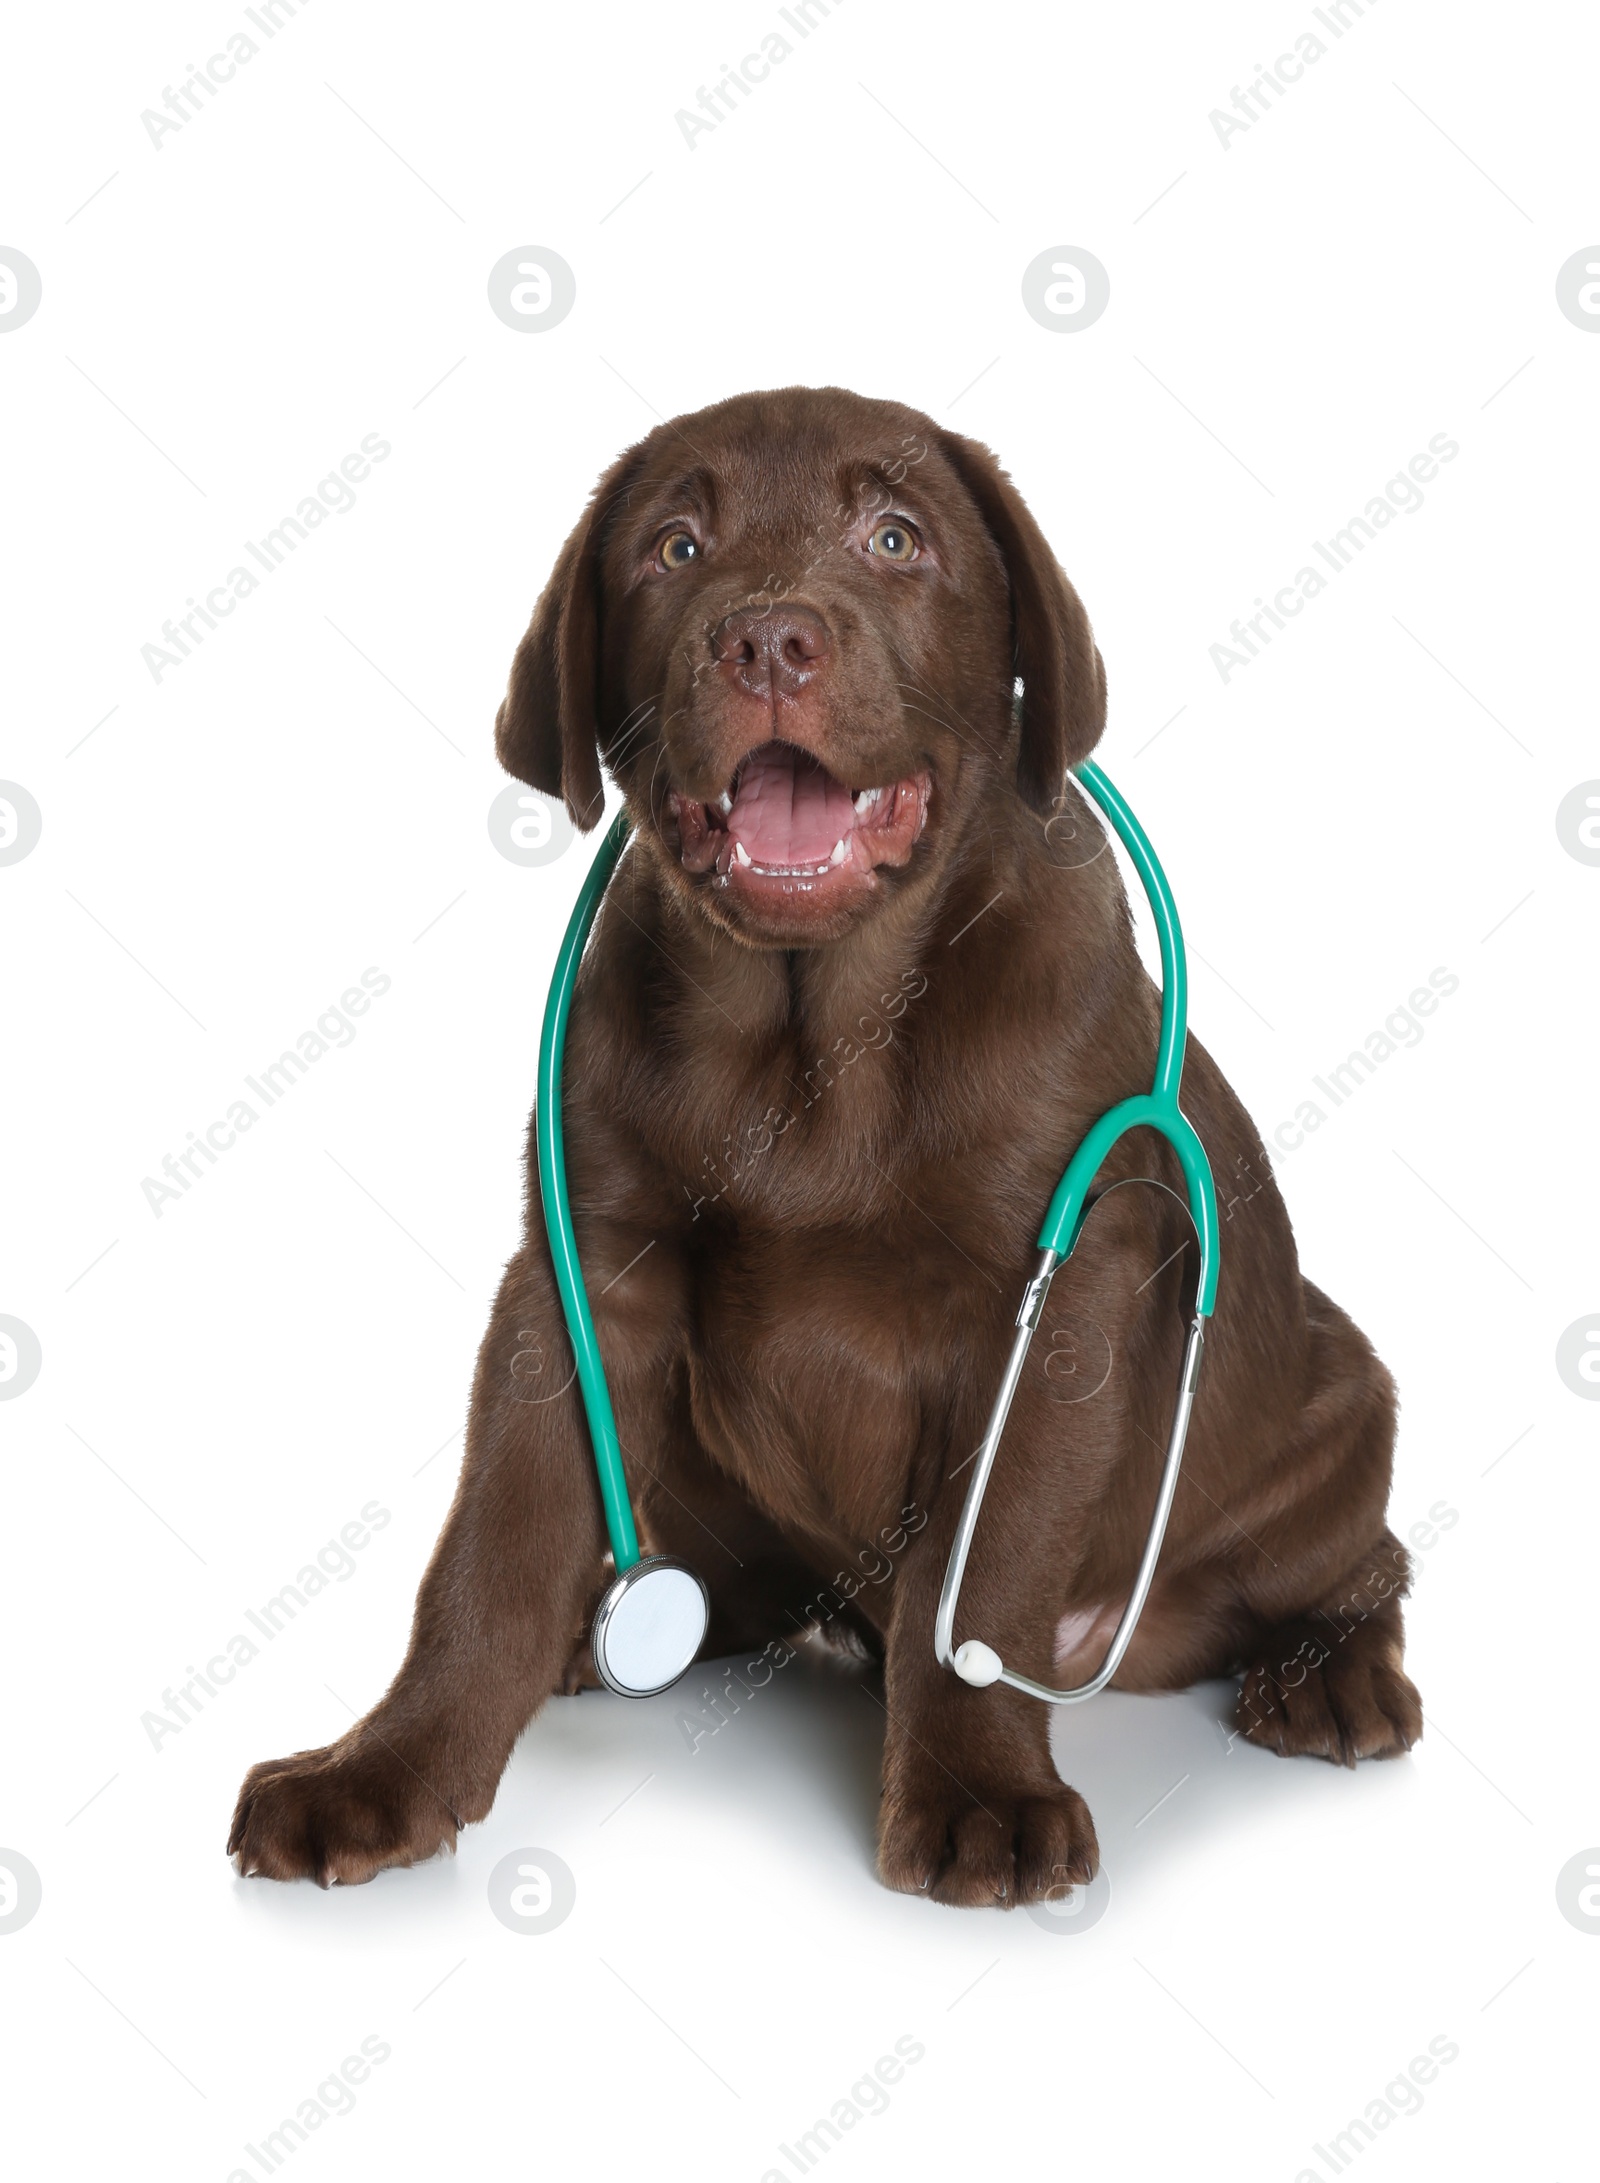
[712,605,830,698]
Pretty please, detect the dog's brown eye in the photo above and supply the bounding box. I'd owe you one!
[868,519,918,562]
[659,531,698,570]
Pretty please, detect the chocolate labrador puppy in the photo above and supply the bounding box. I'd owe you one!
[230,387,1421,1904]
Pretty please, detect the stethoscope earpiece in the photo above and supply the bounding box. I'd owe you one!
[952,1640,1006,1688]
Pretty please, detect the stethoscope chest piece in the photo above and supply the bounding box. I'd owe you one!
[590,1556,710,1698]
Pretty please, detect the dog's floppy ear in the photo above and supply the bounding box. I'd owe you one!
[494,446,643,831]
[935,430,1107,812]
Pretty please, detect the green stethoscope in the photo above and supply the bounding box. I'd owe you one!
[537,762,1219,1701]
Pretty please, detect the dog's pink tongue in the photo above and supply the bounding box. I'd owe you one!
[727,744,853,865]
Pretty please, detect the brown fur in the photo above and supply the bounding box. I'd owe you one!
[230,388,1420,1904]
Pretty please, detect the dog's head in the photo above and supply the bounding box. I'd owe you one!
[496,387,1105,946]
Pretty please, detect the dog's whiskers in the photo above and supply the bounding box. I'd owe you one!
[615,691,660,734]
[645,740,675,829]
[608,696,662,769]
[899,699,979,751]
[896,679,988,753]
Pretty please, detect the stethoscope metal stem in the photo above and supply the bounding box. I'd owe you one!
[932,1248,1060,1676]
[934,1289,1208,1702]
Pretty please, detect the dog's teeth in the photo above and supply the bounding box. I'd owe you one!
[717,791,733,815]
[733,841,752,867]
[829,837,848,866]
[853,788,883,815]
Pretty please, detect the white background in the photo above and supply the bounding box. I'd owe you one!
[2,1,1596,2176]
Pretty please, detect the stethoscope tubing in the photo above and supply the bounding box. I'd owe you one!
[535,808,639,1573]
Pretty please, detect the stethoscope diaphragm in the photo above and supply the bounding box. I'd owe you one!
[590,1556,710,1699]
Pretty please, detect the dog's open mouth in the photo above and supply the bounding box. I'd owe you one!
[671,741,931,898]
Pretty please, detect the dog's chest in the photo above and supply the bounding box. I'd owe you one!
[643,981,1015,1539]
[681,1220,949,1543]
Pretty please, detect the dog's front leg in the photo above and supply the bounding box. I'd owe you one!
[875,1518,1099,1909]
[228,1245,633,1886]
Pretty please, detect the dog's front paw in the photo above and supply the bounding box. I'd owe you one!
[228,1735,462,1886]
[878,1777,1099,1908]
